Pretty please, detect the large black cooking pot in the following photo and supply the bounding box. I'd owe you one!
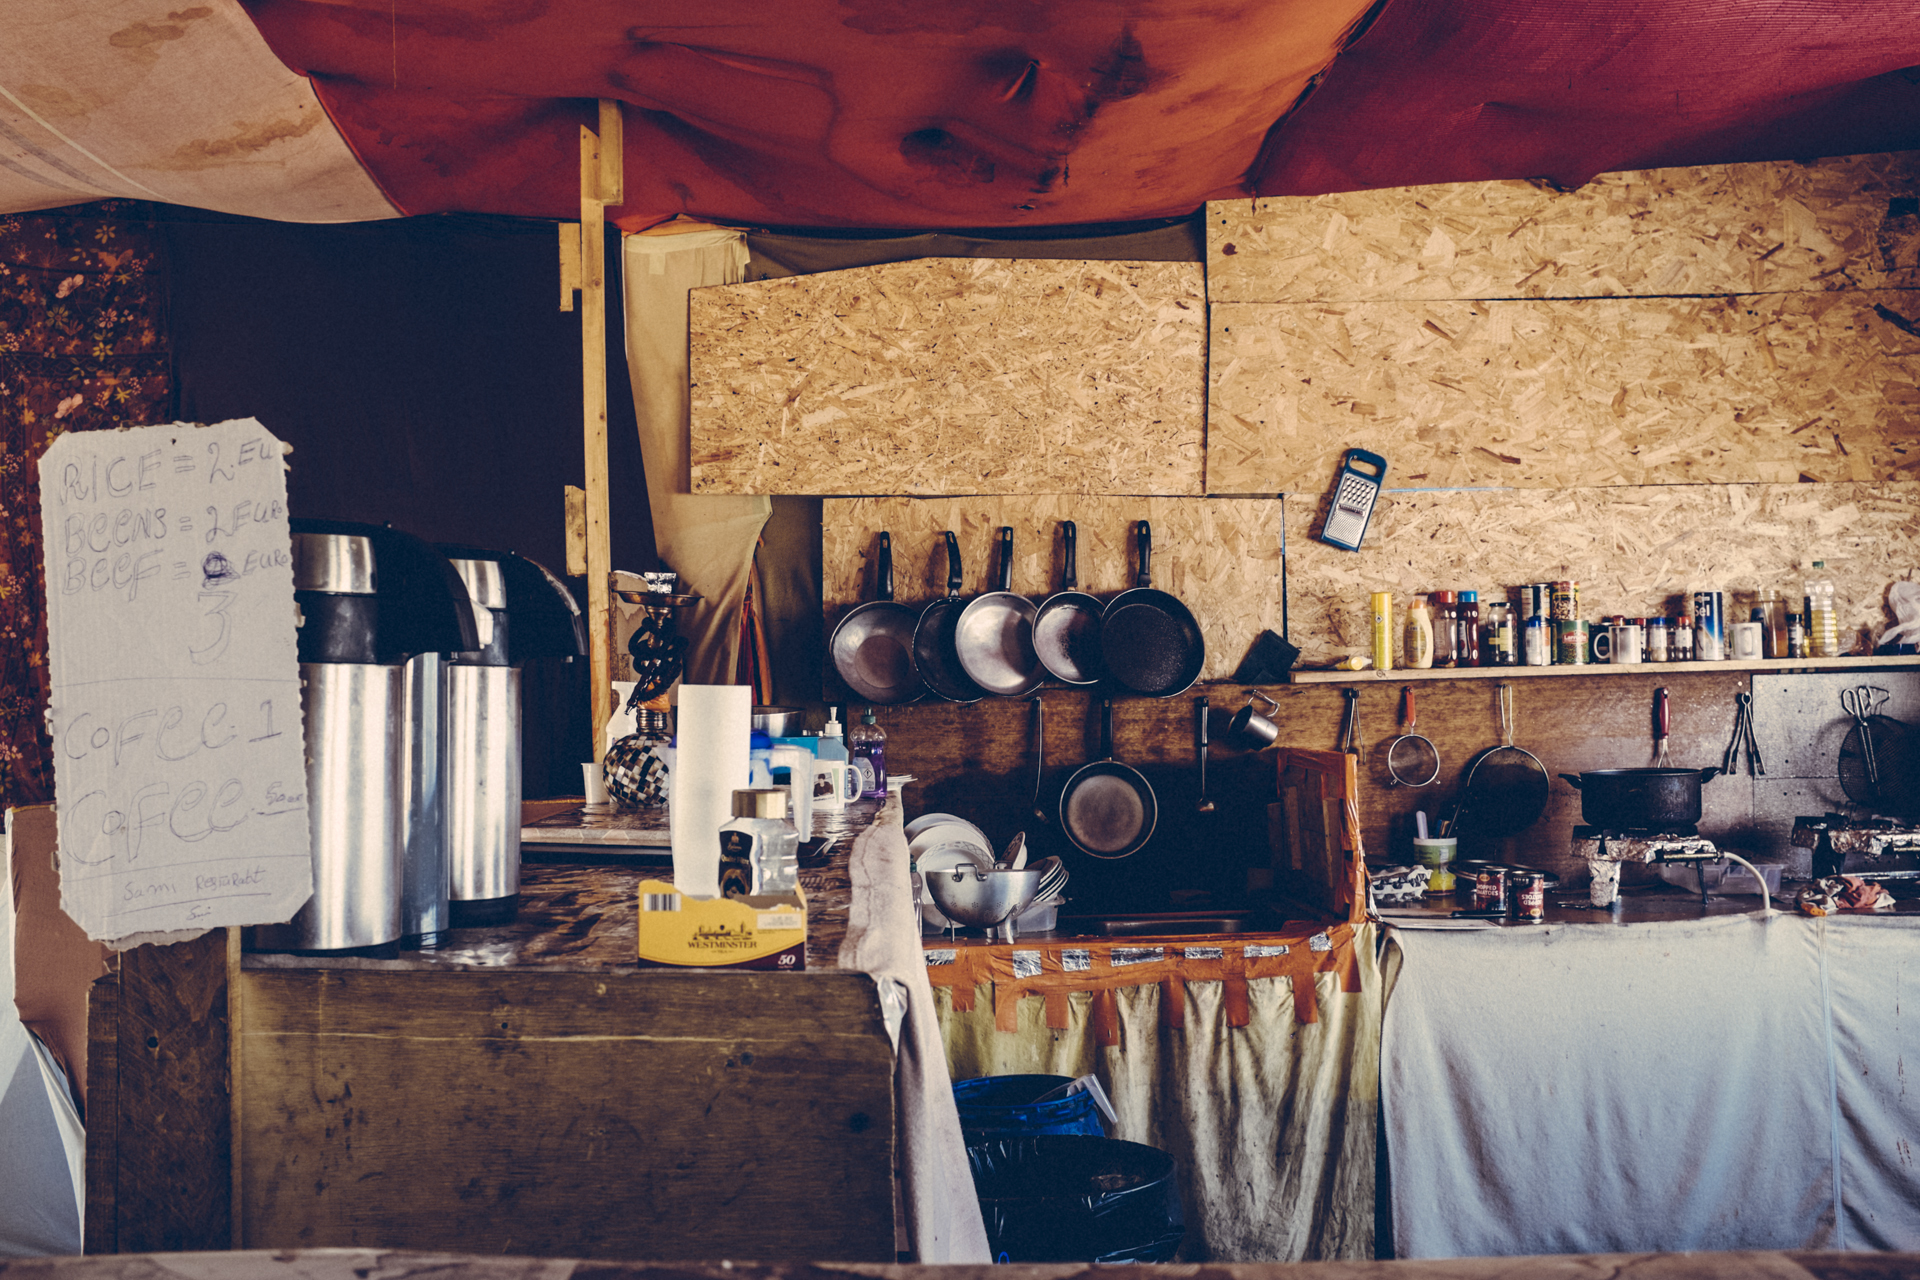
[1559,767,1722,829]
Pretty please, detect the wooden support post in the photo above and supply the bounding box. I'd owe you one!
[577,109,615,758]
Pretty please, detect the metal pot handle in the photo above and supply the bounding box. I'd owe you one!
[943,530,962,595]
[996,526,1014,592]
[1062,520,1079,591]
[1697,766,1724,784]
[877,531,894,602]
[1559,773,1585,789]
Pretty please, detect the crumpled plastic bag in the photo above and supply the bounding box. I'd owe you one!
[1877,580,1920,651]
[1795,875,1895,916]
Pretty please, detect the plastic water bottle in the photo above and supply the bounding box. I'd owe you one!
[1807,562,1840,657]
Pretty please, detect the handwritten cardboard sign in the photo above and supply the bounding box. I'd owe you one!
[38,418,311,944]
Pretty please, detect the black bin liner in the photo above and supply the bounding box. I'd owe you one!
[966,1134,1185,1263]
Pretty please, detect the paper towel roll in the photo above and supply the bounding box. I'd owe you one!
[669,685,751,898]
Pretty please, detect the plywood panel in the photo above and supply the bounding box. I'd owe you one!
[237,968,895,1260]
[689,258,1207,495]
[1207,151,1920,303]
[1287,481,1920,669]
[822,497,1285,686]
[1206,292,1920,493]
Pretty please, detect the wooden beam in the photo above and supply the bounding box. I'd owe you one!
[580,118,613,758]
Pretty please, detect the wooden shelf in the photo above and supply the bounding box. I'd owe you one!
[1286,654,1920,684]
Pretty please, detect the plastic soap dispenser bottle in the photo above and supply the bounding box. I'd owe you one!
[717,788,800,897]
[849,707,888,799]
[813,707,852,810]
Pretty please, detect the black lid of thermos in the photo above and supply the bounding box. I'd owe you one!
[434,544,587,664]
[291,518,480,664]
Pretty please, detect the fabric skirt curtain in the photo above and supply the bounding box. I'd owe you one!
[932,926,1383,1262]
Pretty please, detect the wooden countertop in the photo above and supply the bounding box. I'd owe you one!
[242,800,889,972]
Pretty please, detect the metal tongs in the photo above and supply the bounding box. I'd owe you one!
[1722,691,1764,777]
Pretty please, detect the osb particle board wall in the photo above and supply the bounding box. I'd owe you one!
[1206,152,1920,303]
[1207,291,1920,492]
[1204,152,1920,495]
[823,483,1919,672]
[688,258,1206,496]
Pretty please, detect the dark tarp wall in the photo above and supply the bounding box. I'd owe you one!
[162,210,653,798]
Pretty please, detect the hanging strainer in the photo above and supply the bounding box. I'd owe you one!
[1385,685,1441,787]
[1442,683,1550,838]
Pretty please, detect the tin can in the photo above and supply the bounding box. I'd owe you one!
[1550,581,1579,621]
[1472,866,1508,913]
[1515,873,1545,922]
[1370,591,1394,671]
[1556,618,1590,665]
[1646,616,1671,662]
[1692,589,1726,660]
[1522,615,1550,666]
[1524,583,1553,619]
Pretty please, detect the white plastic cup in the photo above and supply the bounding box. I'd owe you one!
[582,761,609,805]
[1589,859,1621,907]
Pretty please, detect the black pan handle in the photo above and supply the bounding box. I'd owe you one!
[1101,697,1116,760]
[944,530,962,596]
[1135,520,1153,589]
[1558,773,1585,789]
[1062,521,1078,591]
[996,526,1014,592]
[877,531,893,602]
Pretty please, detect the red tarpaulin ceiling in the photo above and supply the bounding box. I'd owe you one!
[4,0,1920,227]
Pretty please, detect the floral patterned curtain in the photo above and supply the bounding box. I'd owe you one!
[0,201,170,808]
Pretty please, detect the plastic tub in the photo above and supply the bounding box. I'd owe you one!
[1656,859,1784,897]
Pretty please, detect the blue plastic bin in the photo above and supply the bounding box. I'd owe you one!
[952,1074,1105,1145]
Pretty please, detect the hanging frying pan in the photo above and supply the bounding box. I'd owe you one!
[1058,698,1158,859]
[827,531,925,705]
[1033,520,1104,686]
[1100,520,1205,698]
[912,531,985,704]
[956,526,1044,697]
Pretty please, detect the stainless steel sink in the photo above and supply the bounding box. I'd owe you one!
[1055,913,1255,937]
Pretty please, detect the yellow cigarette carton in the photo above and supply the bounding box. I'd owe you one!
[635,878,806,970]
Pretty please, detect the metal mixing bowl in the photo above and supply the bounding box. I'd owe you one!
[924,865,1044,929]
[751,706,805,736]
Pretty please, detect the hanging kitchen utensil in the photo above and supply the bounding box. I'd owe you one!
[1385,686,1440,787]
[912,531,985,704]
[1033,520,1105,686]
[956,526,1044,697]
[1226,689,1281,750]
[1194,696,1215,813]
[828,531,925,704]
[1030,693,1048,823]
[1058,698,1158,859]
[1338,688,1361,756]
[1655,686,1674,768]
[1100,521,1205,698]
[1444,683,1549,838]
[1719,690,1763,777]
[1837,686,1918,817]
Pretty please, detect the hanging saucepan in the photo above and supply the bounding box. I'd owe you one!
[1100,520,1204,698]
[1559,768,1722,829]
[956,526,1044,697]
[912,531,985,704]
[827,531,925,705]
[1032,520,1104,686]
[1058,698,1158,859]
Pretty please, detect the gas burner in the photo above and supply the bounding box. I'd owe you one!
[1572,826,1718,865]
[1793,814,1920,876]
